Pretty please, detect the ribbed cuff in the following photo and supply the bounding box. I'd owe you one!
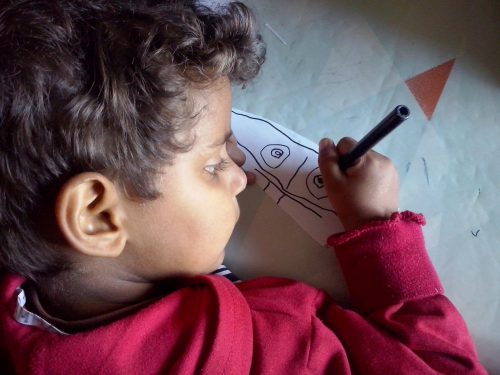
[328,211,444,314]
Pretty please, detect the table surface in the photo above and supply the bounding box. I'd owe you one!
[226,0,500,372]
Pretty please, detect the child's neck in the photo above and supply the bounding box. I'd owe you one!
[35,261,164,322]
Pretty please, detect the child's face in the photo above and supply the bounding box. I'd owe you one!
[122,79,247,279]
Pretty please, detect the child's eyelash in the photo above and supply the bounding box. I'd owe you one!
[214,158,230,172]
[206,158,230,175]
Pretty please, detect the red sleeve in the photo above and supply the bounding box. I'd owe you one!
[326,211,487,374]
[328,211,440,314]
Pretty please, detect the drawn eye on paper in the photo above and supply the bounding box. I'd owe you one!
[231,110,343,244]
[307,168,328,200]
[260,144,290,168]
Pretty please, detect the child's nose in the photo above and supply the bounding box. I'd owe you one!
[232,164,247,195]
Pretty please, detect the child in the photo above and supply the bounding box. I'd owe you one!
[0,1,487,374]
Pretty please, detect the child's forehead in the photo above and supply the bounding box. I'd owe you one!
[189,79,232,145]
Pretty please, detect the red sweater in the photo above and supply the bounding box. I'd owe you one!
[0,212,486,374]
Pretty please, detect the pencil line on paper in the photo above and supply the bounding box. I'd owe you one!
[265,23,288,45]
[286,156,308,189]
[253,169,323,218]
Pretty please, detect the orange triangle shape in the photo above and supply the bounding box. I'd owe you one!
[405,59,455,120]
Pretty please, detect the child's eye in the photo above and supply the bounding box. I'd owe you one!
[204,158,230,176]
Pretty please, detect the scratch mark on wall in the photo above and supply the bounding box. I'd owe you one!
[422,157,430,185]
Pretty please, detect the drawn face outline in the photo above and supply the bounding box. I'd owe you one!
[233,111,335,218]
[260,144,290,169]
[307,167,328,200]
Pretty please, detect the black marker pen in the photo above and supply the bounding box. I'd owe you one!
[338,105,410,172]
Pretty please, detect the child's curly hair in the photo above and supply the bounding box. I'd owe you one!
[0,0,265,280]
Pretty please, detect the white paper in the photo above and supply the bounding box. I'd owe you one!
[231,109,344,245]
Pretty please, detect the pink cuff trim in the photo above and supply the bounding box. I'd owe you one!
[327,211,426,247]
[326,211,442,314]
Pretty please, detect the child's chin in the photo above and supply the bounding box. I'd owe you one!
[217,250,225,265]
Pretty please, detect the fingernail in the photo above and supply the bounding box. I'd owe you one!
[319,138,331,151]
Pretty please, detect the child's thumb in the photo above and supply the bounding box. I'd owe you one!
[318,138,341,179]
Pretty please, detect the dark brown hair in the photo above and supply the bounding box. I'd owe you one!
[0,0,265,280]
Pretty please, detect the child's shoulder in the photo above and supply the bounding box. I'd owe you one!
[235,276,327,315]
[172,274,325,318]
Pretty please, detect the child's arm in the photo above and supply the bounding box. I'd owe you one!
[317,138,486,373]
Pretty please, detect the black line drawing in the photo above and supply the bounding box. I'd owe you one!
[260,144,290,168]
[286,157,308,189]
[232,110,336,218]
[231,110,345,244]
[253,169,323,218]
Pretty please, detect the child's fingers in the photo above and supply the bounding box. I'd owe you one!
[318,138,342,181]
[336,137,366,174]
[227,135,257,187]
[227,135,246,167]
[336,137,357,156]
[245,170,256,185]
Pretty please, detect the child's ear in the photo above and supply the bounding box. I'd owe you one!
[55,172,128,257]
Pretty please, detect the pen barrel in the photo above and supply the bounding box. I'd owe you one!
[338,105,409,171]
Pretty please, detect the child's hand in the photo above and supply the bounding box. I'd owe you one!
[227,134,256,185]
[318,137,400,231]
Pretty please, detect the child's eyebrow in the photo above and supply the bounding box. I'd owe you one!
[208,130,233,148]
